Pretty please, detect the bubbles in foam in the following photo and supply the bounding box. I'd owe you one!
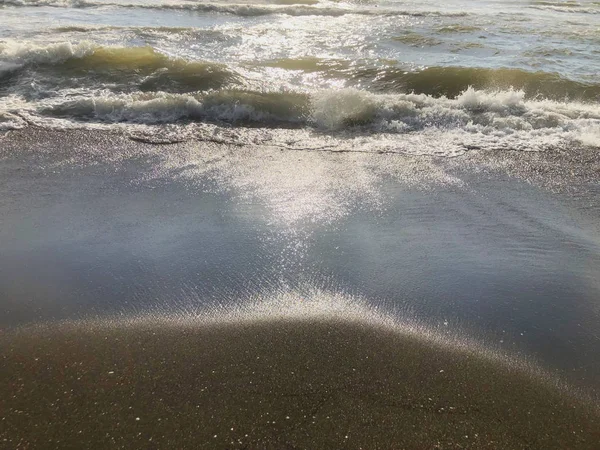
[0,39,95,65]
[456,87,527,113]
[0,111,27,131]
[23,86,599,153]
[575,125,600,148]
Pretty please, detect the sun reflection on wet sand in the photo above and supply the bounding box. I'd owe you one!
[3,290,599,448]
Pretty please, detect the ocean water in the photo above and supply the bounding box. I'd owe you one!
[1,0,599,152]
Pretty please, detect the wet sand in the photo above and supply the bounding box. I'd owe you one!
[1,128,600,448]
[2,318,599,449]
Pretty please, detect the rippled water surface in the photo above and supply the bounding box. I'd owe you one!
[1,0,599,153]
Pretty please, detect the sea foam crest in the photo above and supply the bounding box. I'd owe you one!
[311,89,379,129]
[0,111,28,131]
[30,87,600,154]
[576,126,600,147]
[0,40,95,65]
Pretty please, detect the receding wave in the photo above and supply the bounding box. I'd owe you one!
[0,0,469,17]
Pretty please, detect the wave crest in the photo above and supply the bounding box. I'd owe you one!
[3,42,598,102]
[0,40,95,65]
[260,58,600,102]
[0,43,238,93]
[31,87,600,154]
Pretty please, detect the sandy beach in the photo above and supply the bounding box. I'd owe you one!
[1,127,599,448]
[2,318,600,449]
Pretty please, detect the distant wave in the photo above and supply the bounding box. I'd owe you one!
[2,43,600,102]
[435,24,482,34]
[529,1,600,14]
[0,0,88,6]
[0,40,96,65]
[361,65,600,101]
[0,42,239,93]
[0,0,470,17]
[261,58,600,102]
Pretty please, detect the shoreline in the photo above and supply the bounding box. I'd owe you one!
[1,127,600,447]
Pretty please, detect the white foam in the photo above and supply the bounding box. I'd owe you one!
[5,86,600,158]
[456,87,526,113]
[0,112,27,131]
[575,125,600,147]
[0,40,95,65]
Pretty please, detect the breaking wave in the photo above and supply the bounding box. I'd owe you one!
[0,40,95,65]
[349,66,600,101]
[42,90,310,125]
[0,42,239,93]
[257,57,600,101]
[0,111,28,131]
[25,88,598,153]
[36,87,599,126]
[2,42,600,102]
[1,40,599,153]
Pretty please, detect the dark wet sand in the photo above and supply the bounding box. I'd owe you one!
[2,128,600,448]
[2,319,599,449]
